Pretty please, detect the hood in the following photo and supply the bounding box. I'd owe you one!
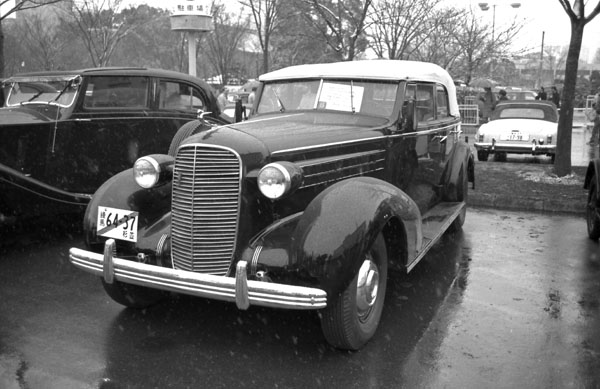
[0,105,62,124]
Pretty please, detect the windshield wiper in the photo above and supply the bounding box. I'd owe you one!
[21,91,43,105]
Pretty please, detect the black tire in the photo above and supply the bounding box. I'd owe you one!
[320,234,388,350]
[586,180,600,240]
[477,150,489,162]
[168,120,208,157]
[102,279,167,309]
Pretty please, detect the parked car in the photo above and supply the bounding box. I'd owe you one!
[506,90,537,101]
[474,100,558,162]
[69,60,474,350]
[0,67,229,225]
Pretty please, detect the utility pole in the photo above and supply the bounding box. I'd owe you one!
[537,31,545,89]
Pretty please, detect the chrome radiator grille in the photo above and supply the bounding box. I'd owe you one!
[171,144,241,275]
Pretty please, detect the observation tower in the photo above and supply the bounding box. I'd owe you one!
[170,0,213,77]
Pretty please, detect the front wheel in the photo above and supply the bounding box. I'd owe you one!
[586,180,600,240]
[102,279,167,309]
[320,234,388,350]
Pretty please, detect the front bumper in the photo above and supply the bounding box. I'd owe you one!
[69,239,327,310]
[474,142,556,155]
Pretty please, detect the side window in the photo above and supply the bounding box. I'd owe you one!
[436,84,449,118]
[83,76,148,109]
[416,83,435,123]
[159,81,206,111]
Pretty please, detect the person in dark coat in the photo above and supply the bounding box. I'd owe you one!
[550,86,560,108]
[535,87,547,100]
[498,89,508,101]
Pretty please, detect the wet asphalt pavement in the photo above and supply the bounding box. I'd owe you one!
[1,208,599,388]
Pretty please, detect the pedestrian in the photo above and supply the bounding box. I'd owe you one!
[590,89,600,144]
[498,89,508,101]
[217,87,228,111]
[535,87,547,100]
[550,86,560,108]
[479,86,497,123]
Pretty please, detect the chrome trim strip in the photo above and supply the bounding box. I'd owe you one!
[271,121,460,156]
[70,246,327,310]
[251,245,262,275]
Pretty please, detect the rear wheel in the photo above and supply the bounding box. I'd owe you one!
[449,163,468,231]
[102,279,167,309]
[320,234,388,350]
[477,150,489,161]
[586,180,600,240]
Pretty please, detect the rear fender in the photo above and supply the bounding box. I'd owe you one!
[288,177,421,297]
[443,140,473,199]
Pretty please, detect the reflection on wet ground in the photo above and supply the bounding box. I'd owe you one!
[1,210,599,388]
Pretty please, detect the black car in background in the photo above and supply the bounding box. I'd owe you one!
[0,67,229,225]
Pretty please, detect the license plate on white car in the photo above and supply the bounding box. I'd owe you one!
[502,132,528,141]
[97,206,139,242]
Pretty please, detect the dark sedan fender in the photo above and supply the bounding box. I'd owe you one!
[248,177,422,298]
[83,168,173,255]
[584,159,600,191]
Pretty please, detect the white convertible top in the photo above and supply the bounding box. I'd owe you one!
[259,60,459,117]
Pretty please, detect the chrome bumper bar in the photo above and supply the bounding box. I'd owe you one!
[474,142,556,153]
[69,239,327,310]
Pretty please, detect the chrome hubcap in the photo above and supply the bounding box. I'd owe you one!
[356,256,379,320]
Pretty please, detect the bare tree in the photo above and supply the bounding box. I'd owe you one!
[301,0,373,61]
[14,7,67,71]
[59,0,153,67]
[554,0,600,176]
[368,0,441,60]
[205,2,249,85]
[0,0,64,77]
[239,0,284,73]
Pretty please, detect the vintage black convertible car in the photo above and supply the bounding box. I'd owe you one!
[0,67,228,225]
[70,60,475,350]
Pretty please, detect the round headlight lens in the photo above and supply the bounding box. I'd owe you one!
[133,157,160,188]
[258,164,290,199]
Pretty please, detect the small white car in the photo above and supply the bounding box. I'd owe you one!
[474,100,558,162]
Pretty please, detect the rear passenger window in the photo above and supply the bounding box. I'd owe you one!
[83,76,149,109]
[159,81,206,112]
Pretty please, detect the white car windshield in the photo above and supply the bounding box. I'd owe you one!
[499,108,546,120]
[4,76,80,107]
[256,79,398,118]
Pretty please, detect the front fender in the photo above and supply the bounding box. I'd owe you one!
[288,177,421,297]
[83,168,172,252]
[584,159,600,190]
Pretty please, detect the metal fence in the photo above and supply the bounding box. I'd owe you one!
[458,104,479,127]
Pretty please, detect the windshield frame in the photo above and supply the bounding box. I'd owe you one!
[3,75,81,108]
[255,78,400,120]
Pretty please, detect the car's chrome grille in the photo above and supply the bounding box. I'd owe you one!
[171,144,241,275]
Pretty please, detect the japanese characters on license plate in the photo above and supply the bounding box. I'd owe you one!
[502,132,528,141]
[97,206,139,242]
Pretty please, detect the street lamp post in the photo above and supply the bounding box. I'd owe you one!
[478,2,521,43]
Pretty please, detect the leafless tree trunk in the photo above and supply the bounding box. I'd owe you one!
[240,0,283,74]
[554,0,600,176]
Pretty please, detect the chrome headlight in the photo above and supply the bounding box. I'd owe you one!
[134,157,160,188]
[133,155,174,189]
[257,162,302,199]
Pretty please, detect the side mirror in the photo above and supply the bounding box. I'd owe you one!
[401,99,417,132]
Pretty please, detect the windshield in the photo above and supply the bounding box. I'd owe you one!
[256,79,398,119]
[4,76,80,107]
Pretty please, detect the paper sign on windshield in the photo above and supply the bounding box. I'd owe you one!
[317,82,364,112]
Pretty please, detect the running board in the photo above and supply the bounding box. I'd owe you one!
[406,201,465,273]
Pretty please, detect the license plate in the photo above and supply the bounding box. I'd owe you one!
[502,132,528,141]
[97,206,139,242]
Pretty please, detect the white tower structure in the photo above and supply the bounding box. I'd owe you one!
[170,0,213,77]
